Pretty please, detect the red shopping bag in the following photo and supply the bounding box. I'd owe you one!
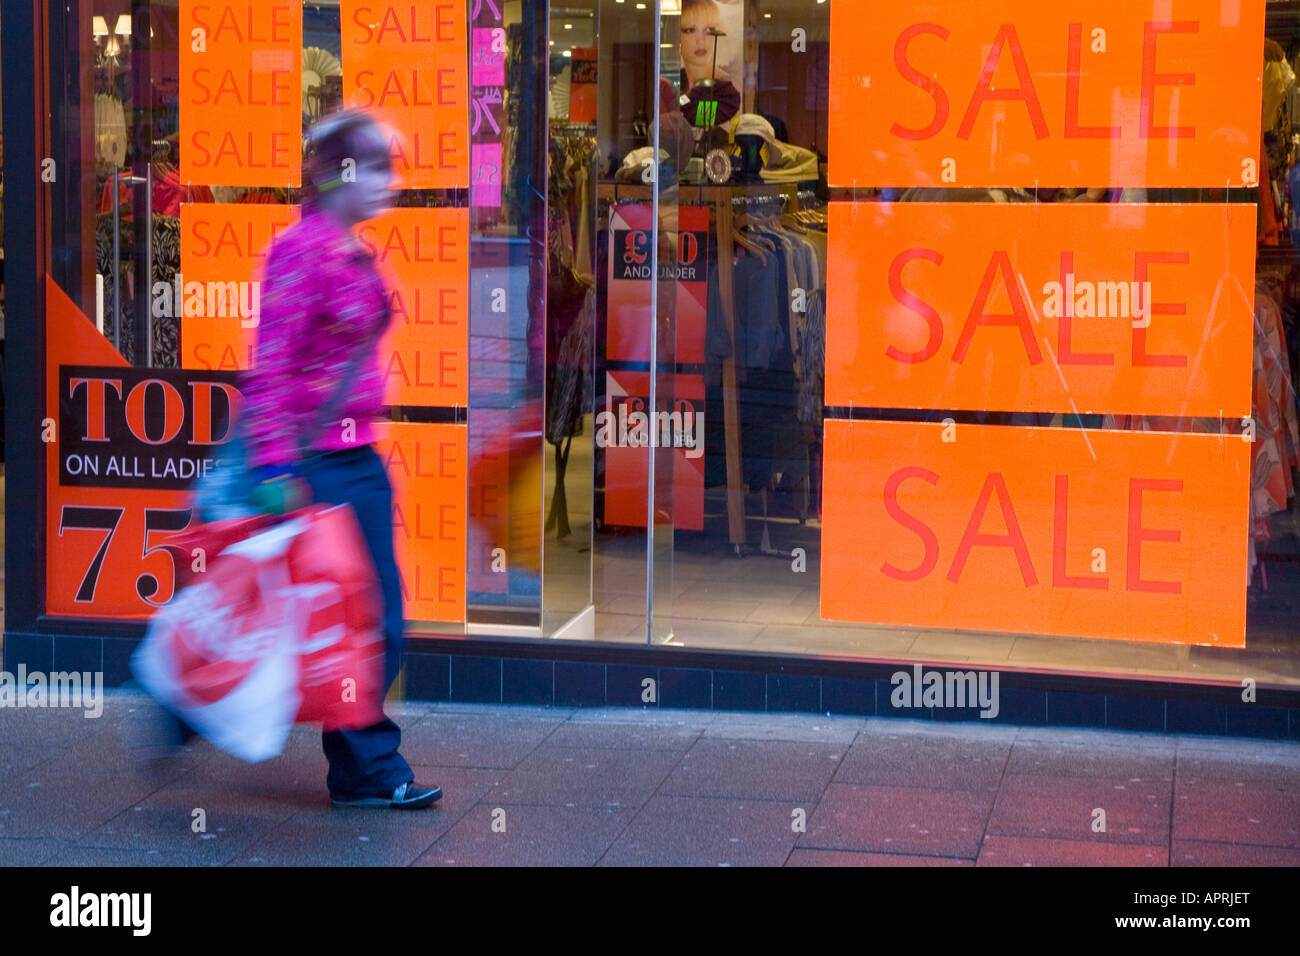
[282,505,387,728]
[136,505,387,762]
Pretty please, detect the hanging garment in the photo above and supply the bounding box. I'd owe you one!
[797,289,826,427]
[1263,58,1295,132]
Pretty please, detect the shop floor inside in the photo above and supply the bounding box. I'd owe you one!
[0,696,1296,866]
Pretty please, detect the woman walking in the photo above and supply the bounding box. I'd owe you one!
[237,109,440,809]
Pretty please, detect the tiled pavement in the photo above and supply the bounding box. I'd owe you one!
[1,692,1298,866]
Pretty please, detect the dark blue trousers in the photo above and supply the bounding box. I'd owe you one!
[296,445,414,798]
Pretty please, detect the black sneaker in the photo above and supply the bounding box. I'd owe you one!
[331,781,442,809]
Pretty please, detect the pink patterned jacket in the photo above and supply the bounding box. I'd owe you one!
[240,209,392,469]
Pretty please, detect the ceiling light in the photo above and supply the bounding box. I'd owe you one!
[562,49,572,57]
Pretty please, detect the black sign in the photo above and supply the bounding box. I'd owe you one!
[613,228,708,283]
[58,366,242,490]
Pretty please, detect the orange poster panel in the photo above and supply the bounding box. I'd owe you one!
[376,422,467,623]
[180,2,302,187]
[341,1,470,190]
[826,202,1255,417]
[180,203,299,372]
[829,0,1265,188]
[359,207,469,408]
[821,420,1249,645]
[46,278,200,618]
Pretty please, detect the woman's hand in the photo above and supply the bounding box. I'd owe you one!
[248,465,310,515]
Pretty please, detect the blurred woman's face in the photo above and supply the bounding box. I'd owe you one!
[351,153,394,222]
[322,128,394,225]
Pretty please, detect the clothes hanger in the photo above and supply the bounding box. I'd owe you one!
[730,211,770,263]
[736,203,778,252]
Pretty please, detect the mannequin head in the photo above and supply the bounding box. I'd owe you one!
[303,108,394,227]
[681,0,724,88]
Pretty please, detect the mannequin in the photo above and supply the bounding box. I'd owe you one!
[681,0,731,89]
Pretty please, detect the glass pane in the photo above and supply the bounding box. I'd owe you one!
[587,0,679,645]
[466,0,549,636]
[543,3,598,638]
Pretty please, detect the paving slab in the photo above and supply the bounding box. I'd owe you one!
[1170,839,1300,866]
[1172,781,1300,848]
[987,774,1171,845]
[785,848,974,866]
[976,835,1168,866]
[1175,752,1300,786]
[0,745,59,779]
[800,783,994,859]
[0,707,113,750]
[396,712,566,769]
[1006,740,1175,782]
[0,836,64,866]
[598,796,799,866]
[835,732,1010,792]
[230,804,452,866]
[860,717,1019,743]
[541,720,705,751]
[563,707,715,728]
[705,713,867,745]
[424,703,577,720]
[71,780,305,864]
[484,747,682,808]
[660,738,843,802]
[1013,726,1179,753]
[45,845,235,867]
[414,804,636,866]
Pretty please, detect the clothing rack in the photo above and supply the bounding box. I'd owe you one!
[595,181,802,551]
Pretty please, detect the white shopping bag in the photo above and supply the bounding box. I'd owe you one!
[131,516,310,763]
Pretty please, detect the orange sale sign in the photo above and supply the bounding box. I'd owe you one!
[358,207,469,408]
[377,422,467,624]
[180,2,302,187]
[179,203,300,372]
[829,0,1265,188]
[46,279,201,618]
[826,201,1255,417]
[341,2,470,189]
[821,420,1249,646]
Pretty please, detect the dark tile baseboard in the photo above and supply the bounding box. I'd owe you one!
[6,631,1300,740]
